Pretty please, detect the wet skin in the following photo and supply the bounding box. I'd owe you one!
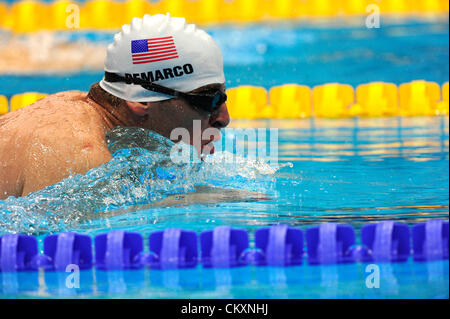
[0,82,230,199]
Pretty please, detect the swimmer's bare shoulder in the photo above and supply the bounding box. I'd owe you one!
[0,91,112,199]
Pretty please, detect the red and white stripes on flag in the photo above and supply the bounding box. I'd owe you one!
[131,36,179,65]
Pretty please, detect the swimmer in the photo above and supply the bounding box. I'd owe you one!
[0,14,232,200]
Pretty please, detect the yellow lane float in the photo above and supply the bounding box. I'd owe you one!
[313,83,354,118]
[353,82,398,117]
[0,95,8,115]
[10,92,48,112]
[1,0,449,32]
[399,80,441,116]
[2,81,449,118]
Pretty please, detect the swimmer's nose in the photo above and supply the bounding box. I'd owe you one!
[209,102,230,129]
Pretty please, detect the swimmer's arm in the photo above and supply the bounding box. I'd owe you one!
[96,185,271,217]
[157,185,271,206]
[21,136,112,196]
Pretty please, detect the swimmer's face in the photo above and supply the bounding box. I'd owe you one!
[129,83,230,156]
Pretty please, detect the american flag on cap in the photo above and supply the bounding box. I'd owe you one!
[131,36,179,65]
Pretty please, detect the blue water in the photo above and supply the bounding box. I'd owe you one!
[1,117,449,298]
[0,20,448,97]
[0,20,449,298]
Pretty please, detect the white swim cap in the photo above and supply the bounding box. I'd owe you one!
[100,13,225,102]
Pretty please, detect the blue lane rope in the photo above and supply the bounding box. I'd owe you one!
[0,220,448,272]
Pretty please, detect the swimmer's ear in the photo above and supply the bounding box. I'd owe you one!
[125,100,151,116]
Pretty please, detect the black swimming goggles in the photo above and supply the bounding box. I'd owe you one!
[104,72,227,114]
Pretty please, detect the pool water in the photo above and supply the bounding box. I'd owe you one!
[1,19,448,95]
[1,117,448,298]
[0,19,449,298]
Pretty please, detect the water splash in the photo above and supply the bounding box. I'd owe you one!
[0,127,291,235]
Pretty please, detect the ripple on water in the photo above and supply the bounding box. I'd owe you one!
[0,127,289,234]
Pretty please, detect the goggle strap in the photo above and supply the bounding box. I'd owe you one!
[104,71,184,99]
[103,71,226,112]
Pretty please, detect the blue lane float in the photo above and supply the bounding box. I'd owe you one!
[149,228,198,269]
[95,230,143,270]
[201,226,248,268]
[360,221,410,262]
[43,232,92,271]
[254,224,303,266]
[412,220,449,261]
[0,220,448,273]
[306,223,355,265]
[0,234,38,272]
